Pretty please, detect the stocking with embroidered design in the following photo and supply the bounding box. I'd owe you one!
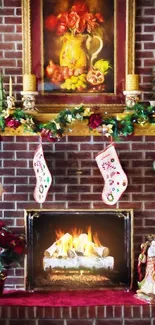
[33,144,52,203]
[95,143,128,205]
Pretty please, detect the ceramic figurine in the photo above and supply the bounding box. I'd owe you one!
[137,235,155,296]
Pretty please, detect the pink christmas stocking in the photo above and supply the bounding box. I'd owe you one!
[95,143,128,205]
[33,144,52,203]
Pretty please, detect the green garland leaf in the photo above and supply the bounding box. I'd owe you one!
[1,102,155,141]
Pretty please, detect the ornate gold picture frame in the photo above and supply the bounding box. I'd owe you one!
[22,0,135,113]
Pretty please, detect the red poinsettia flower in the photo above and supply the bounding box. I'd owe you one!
[88,113,103,129]
[5,117,21,129]
[0,222,5,230]
[0,230,15,249]
[10,236,26,255]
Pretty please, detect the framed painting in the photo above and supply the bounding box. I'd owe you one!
[22,0,135,112]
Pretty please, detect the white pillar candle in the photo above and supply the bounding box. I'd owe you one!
[23,74,36,92]
[126,74,139,91]
[9,76,12,96]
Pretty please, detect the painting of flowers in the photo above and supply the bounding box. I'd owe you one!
[43,0,114,93]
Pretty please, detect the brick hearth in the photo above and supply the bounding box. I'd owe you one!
[0,304,154,324]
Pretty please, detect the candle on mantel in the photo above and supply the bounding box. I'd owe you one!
[23,74,36,92]
[9,76,12,97]
[126,74,139,91]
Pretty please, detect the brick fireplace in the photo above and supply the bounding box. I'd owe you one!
[1,135,155,324]
[1,0,155,323]
[1,133,155,291]
[25,209,133,291]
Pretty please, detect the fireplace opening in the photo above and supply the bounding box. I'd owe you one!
[25,209,133,291]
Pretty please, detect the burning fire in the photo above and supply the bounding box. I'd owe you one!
[43,226,114,272]
[45,226,109,258]
[55,226,103,256]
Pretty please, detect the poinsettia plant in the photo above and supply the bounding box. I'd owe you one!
[45,2,104,36]
[0,221,26,283]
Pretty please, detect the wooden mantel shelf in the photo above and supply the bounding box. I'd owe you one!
[1,112,155,137]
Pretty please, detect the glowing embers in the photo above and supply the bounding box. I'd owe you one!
[43,226,114,271]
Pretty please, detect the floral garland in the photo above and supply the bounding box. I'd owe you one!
[0,103,155,141]
[0,221,26,290]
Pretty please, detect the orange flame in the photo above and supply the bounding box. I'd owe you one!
[55,226,102,257]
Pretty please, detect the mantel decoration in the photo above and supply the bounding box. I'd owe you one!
[0,221,26,295]
[1,101,155,142]
[0,74,155,141]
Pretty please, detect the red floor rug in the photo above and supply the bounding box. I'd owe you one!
[0,290,149,307]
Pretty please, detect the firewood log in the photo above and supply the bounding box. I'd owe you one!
[44,233,72,257]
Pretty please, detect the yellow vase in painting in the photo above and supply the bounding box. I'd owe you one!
[60,32,103,70]
[60,33,88,69]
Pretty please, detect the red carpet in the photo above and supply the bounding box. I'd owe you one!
[0,290,148,306]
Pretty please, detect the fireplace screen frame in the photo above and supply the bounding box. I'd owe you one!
[25,209,134,291]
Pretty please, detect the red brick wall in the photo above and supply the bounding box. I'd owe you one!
[0,0,155,293]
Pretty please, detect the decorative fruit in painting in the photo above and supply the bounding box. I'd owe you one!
[86,68,104,86]
[45,60,57,78]
[61,73,87,91]
[94,59,112,75]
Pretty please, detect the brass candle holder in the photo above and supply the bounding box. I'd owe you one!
[123,74,142,109]
[123,90,142,108]
[21,91,38,111]
[7,77,15,110]
[6,95,15,110]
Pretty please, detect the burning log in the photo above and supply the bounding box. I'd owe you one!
[44,233,72,258]
[82,242,109,258]
[94,246,109,257]
[44,242,58,258]
[75,233,89,254]
[67,249,77,258]
[84,241,95,256]
[43,256,114,271]
[44,231,110,259]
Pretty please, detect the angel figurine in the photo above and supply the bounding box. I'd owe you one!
[137,235,155,296]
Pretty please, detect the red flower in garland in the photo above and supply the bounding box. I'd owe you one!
[88,113,103,129]
[41,128,59,142]
[5,117,21,129]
